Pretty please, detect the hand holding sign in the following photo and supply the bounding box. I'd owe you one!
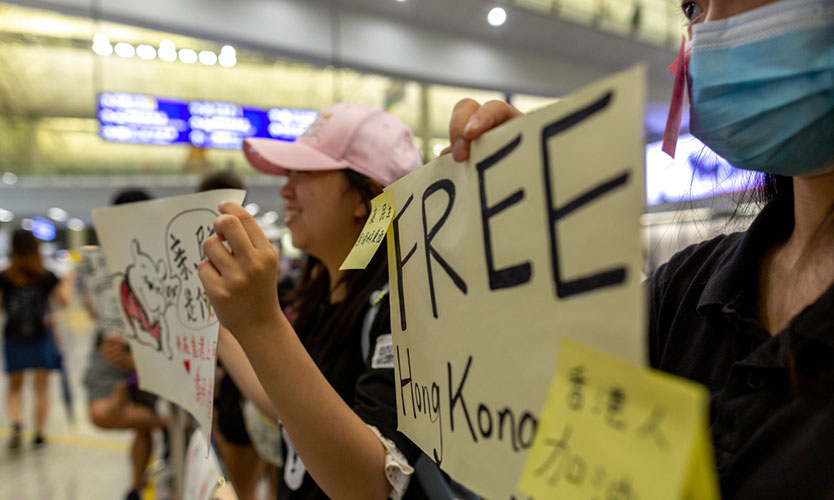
[198,201,281,339]
[447,99,524,162]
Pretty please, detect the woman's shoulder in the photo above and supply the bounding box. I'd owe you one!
[649,231,745,296]
[647,231,748,370]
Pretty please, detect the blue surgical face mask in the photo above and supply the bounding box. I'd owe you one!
[688,0,834,176]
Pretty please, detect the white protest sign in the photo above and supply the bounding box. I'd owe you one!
[184,428,228,500]
[385,66,646,498]
[77,246,126,335]
[241,399,284,467]
[91,189,246,442]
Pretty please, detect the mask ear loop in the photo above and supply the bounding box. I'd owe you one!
[662,36,693,158]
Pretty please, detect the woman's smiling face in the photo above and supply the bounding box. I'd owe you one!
[279,169,367,260]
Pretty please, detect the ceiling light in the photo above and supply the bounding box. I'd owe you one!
[245,203,260,216]
[136,44,156,60]
[488,7,507,26]
[199,50,218,66]
[0,209,13,223]
[92,43,113,56]
[2,172,18,185]
[114,42,135,58]
[47,207,68,222]
[158,39,177,62]
[67,218,86,231]
[92,32,113,56]
[261,211,279,225]
[221,45,236,56]
[218,52,237,68]
[432,144,446,157]
[178,48,198,64]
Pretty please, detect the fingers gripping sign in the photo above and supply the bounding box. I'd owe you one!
[198,202,280,336]
[448,99,523,162]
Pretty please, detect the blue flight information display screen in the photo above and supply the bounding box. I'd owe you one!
[98,92,318,149]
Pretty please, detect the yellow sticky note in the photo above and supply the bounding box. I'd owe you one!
[517,340,719,500]
[340,189,395,270]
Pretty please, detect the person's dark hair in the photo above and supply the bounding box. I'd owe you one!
[4,228,46,285]
[290,169,387,361]
[197,171,245,192]
[753,173,794,207]
[112,188,152,205]
[718,173,794,232]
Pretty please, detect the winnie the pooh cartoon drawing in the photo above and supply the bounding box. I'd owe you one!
[119,239,179,359]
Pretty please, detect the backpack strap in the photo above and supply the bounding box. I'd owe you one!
[361,284,389,362]
[414,454,456,499]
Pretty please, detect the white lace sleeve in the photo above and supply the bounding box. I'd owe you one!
[368,425,414,500]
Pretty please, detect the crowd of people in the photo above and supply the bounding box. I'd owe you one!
[2,0,832,498]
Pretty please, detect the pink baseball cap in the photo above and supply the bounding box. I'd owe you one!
[243,102,422,186]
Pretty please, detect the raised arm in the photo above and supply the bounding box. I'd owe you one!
[199,202,391,500]
[216,324,279,421]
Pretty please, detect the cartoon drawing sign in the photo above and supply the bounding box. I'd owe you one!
[92,189,246,443]
[120,239,180,359]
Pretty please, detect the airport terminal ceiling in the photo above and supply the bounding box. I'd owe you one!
[0,0,687,222]
[0,0,685,173]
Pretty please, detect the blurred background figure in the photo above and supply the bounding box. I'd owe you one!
[1,228,72,451]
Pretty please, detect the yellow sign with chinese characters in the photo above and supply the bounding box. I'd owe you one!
[518,340,719,500]
[340,189,395,270]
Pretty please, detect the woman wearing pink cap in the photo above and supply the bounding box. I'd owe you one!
[199,103,433,499]
[445,0,834,498]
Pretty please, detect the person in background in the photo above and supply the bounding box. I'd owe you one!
[81,188,169,500]
[444,0,834,497]
[198,170,270,500]
[1,228,72,450]
[200,103,430,499]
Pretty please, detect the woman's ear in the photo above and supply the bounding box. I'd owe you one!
[353,193,370,220]
[352,180,383,220]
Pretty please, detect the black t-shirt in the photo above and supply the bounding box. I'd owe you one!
[0,271,60,342]
[649,194,834,499]
[353,294,430,500]
[278,293,428,500]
